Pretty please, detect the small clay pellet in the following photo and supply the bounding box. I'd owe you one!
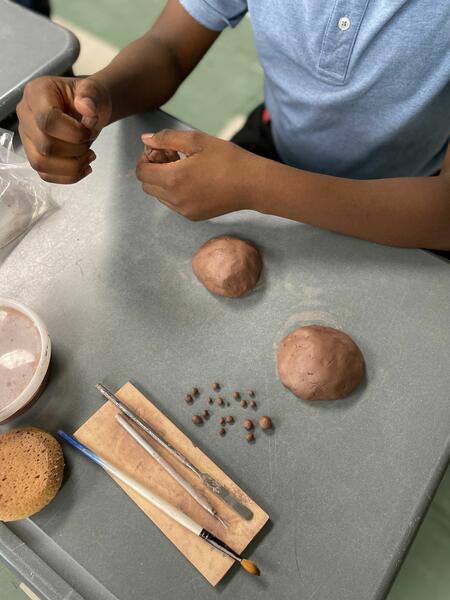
[202,409,209,418]
[259,416,273,430]
[212,382,220,391]
[219,417,225,425]
[218,428,226,436]
[246,432,255,443]
[208,397,214,404]
[192,415,203,425]
[232,391,241,400]
[191,387,199,397]
[250,400,257,409]
[243,419,254,430]
[216,397,224,406]
[184,394,193,404]
[240,399,248,408]
[226,415,234,424]
[248,390,255,398]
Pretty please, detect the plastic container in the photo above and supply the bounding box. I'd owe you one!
[0,298,51,423]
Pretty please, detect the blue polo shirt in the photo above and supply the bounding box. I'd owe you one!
[179,0,450,179]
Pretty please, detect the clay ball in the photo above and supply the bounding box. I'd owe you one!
[259,416,273,430]
[277,325,364,401]
[192,236,262,298]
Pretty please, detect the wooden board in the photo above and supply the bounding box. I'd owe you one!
[74,382,269,585]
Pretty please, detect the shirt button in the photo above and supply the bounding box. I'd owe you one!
[338,16,351,31]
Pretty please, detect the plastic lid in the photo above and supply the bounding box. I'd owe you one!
[0,298,51,423]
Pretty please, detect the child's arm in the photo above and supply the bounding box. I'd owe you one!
[91,1,219,123]
[137,131,450,250]
[16,0,218,183]
[255,147,450,249]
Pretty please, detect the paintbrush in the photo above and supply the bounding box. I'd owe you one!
[115,413,228,528]
[57,431,260,576]
[96,383,254,521]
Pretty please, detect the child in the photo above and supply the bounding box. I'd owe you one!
[16,0,450,249]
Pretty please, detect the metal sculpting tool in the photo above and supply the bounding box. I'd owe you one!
[96,383,254,521]
[115,413,228,528]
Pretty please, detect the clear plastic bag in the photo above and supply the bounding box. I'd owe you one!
[0,128,56,249]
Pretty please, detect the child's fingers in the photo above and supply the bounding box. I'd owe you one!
[136,161,182,189]
[25,140,94,179]
[18,118,91,159]
[23,78,92,145]
[141,129,205,156]
[73,77,112,130]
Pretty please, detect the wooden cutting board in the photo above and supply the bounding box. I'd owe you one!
[74,382,269,585]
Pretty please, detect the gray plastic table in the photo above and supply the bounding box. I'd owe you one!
[0,110,449,600]
[0,0,79,120]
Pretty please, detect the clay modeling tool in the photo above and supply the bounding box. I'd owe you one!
[58,430,260,576]
[115,413,228,528]
[96,383,254,521]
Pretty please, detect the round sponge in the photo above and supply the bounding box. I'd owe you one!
[0,427,64,521]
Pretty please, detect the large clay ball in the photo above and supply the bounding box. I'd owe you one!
[192,236,262,298]
[277,325,364,401]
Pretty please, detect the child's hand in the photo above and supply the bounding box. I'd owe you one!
[17,76,112,184]
[136,130,260,220]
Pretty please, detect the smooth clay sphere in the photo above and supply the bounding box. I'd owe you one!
[277,325,364,401]
[192,236,262,298]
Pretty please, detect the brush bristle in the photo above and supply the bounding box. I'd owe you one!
[241,559,260,576]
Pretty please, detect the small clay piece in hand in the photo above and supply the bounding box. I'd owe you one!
[259,416,273,430]
[184,394,193,404]
[192,415,203,425]
[208,396,214,404]
[245,433,255,443]
[202,409,209,418]
[243,419,254,430]
[250,400,257,409]
[219,417,226,425]
[192,236,262,298]
[277,325,365,401]
[240,399,248,408]
[212,382,220,391]
[216,397,224,406]
[226,415,234,424]
[218,428,226,437]
[191,387,199,397]
[248,390,255,398]
[233,391,241,400]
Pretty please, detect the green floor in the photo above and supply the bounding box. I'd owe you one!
[2,2,449,598]
[0,562,30,600]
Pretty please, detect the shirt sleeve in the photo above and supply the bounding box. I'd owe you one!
[179,0,248,31]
